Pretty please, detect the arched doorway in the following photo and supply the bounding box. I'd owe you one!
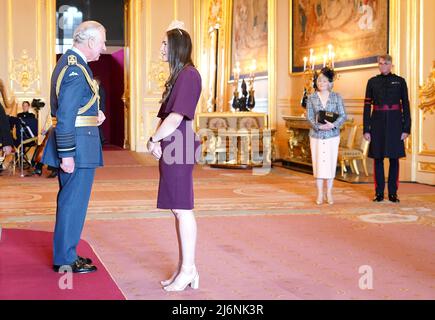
[55,0,126,149]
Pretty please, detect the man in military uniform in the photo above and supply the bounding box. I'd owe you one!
[42,21,106,273]
[363,54,411,203]
[12,100,37,148]
[17,101,35,119]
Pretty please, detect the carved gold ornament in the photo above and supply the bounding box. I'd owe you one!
[149,60,169,90]
[10,50,40,92]
[418,162,435,174]
[208,0,222,31]
[418,61,435,114]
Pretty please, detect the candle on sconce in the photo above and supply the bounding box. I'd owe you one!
[303,56,308,71]
[309,48,314,66]
[323,54,327,68]
[327,44,333,60]
[311,56,316,70]
[250,59,257,76]
[233,61,241,81]
[331,52,335,69]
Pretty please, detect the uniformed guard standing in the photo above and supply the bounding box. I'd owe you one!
[363,54,411,203]
[42,21,107,273]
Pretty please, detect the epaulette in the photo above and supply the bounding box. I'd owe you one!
[56,54,100,115]
[67,55,77,66]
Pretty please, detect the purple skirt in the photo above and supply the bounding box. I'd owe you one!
[157,120,200,210]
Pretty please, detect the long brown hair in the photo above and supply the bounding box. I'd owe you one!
[160,28,195,104]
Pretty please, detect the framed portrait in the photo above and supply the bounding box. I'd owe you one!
[230,0,269,80]
[289,0,390,73]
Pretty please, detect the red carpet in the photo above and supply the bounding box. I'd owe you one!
[0,229,125,300]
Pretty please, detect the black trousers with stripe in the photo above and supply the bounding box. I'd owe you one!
[374,158,399,195]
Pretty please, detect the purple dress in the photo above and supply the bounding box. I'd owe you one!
[156,66,202,210]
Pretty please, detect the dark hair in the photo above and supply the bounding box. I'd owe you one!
[22,100,30,107]
[378,54,393,63]
[313,67,336,91]
[160,28,195,104]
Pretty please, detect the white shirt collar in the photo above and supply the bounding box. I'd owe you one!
[71,46,88,64]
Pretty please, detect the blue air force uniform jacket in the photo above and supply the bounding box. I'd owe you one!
[42,49,103,168]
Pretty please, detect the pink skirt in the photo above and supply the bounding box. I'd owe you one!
[310,136,340,179]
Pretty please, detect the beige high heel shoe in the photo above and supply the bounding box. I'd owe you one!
[316,194,323,205]
[160,265,180,286]
[160,273,178,287]
[326,192,334,205]
[163,268,199,292]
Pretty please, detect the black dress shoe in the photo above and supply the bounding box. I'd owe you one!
[47,171,58,178]
[388,194,400,203]
[78,256,92,265]
[53,259,97,274]
[373,194,384,202]
[32,169,42,176]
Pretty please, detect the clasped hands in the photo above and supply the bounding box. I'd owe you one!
[147,137,162,160]
[319,120,335,131]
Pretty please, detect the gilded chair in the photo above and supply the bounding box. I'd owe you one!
[12,136,38,175]
[338,125,369,176]
[0,143,16,176]
[339,119,355,149]
[338,122,358,176]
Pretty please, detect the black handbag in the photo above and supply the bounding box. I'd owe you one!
[317,110,339,124]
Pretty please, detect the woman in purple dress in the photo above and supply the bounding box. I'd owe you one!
[147,21,202,292]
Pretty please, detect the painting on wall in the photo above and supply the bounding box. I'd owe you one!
[290,0,389,73]
[231,0,268,79]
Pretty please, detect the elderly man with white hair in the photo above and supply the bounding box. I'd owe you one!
[42,20,107,273]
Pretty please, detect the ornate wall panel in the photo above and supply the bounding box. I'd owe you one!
[125,0,197,152]
[0,0,56,142]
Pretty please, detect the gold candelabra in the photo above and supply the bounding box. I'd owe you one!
[232,61,241,100]
[247,59,256,110]
[301,44,337,108]
[303,44,335,71]
[232,59,257,111]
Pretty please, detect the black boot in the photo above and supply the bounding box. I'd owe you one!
[388,194,400,203]
[32,168,42,176]
[373,193,384,202]
[47,170,58,178]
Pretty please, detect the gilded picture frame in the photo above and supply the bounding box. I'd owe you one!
[289,0,390,74]
[230,0,269,80]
